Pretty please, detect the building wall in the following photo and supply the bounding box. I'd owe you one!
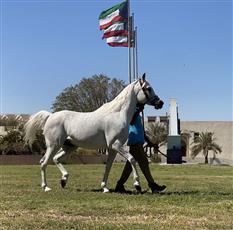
[145,118,233,165]
[180,121,233,165]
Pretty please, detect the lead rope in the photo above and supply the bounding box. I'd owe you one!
[141,109,145,134]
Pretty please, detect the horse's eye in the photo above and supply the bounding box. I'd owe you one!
[147,87,152,92]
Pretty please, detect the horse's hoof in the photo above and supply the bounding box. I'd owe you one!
[61,179,67,188]
[103,187,109,193]
[44,186,52,192]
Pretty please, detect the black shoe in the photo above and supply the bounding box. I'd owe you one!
[115,183,130,194]
[134,185,142,193]
[150,183,166,193]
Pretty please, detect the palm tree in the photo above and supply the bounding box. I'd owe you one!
[181,130,191,144]
[180,130,192,156]
[191,132,222,164]
[144,122,168,156]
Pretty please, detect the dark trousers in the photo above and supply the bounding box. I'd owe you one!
[117,144,155,188]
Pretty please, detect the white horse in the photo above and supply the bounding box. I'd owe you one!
[24,74,164,192]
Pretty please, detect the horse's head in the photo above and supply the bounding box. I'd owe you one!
[136,73,164,110]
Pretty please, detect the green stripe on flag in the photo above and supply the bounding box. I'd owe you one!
[99,1,126,20]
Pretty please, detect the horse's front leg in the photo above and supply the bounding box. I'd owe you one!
[53,148,69,188]
[101,149,117,193]
[112,142,141,189]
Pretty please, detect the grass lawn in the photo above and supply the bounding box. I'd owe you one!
[0,164,233,229]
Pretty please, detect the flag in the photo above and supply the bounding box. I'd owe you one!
[99,1,128,30]
[99,1,129,47]
[102,22,128,39]
[106,36,128,47]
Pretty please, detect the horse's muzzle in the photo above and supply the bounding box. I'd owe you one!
[154,100,164,110]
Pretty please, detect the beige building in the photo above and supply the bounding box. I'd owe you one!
[147,117,233,165]
[180,121,233,165]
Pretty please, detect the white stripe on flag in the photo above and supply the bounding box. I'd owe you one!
[106,36,127,43]
[103,22,125,33]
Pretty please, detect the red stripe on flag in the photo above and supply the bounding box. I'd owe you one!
[102,30,128,39]
[107,42,128,47]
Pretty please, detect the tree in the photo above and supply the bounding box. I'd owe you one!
[180,130,192,156]
[181,130,191,144]
[51,74,126,112]
[191,132,222,164]
[144,122,168,162]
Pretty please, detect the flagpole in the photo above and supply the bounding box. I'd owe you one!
[135,26,139,79]
[132,13,136,81]
[127,0,131,83]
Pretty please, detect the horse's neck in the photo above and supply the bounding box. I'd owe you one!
[120,85,138,124]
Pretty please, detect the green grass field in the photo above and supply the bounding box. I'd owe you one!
[1,164,233,229]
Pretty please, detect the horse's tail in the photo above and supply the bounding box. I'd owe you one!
[24,110,51,147]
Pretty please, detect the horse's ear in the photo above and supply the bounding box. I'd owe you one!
[142,73,146,81]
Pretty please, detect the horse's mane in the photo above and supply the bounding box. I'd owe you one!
[96,80,138,114]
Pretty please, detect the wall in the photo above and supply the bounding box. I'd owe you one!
[180,121,233,165]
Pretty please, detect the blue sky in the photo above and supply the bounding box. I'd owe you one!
[1,0,232,121]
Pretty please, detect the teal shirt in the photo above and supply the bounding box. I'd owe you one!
[127,114,144,145]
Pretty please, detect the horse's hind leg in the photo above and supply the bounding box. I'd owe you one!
[40,146,57,192]
[101,149,117,193]
[53,148,69,188]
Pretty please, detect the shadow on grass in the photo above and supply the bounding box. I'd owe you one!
[81,189,232,196]
[155,191,232,196]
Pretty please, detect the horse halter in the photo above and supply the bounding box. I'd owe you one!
[139,79,164,110]
[139,79,160,104]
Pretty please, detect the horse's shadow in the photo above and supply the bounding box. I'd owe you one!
[85,189,231,196]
